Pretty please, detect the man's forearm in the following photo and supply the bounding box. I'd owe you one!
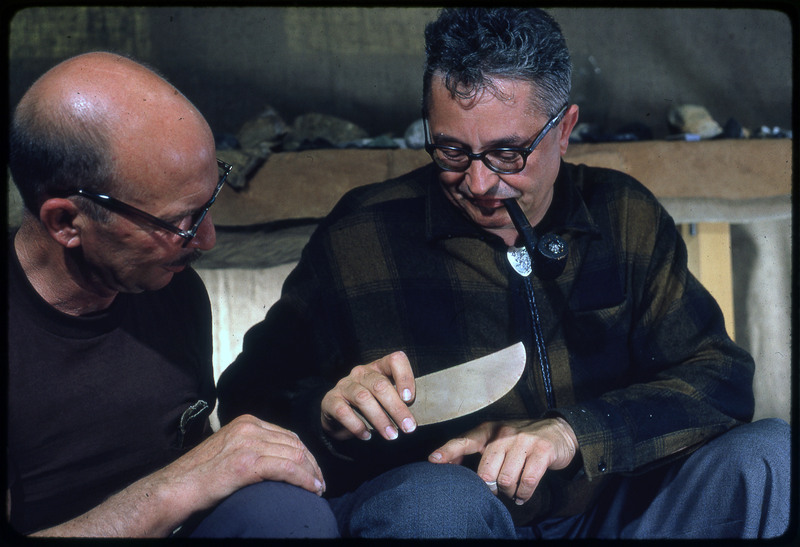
[24,415,327,537]
[29,469,196,538]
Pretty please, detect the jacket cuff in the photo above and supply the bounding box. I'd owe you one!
[547,401,636,481]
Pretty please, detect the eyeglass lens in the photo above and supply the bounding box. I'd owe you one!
[426,104,568,174]
[431,148,525,174]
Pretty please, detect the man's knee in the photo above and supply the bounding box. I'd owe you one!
[711,419,790,473]
[191,481,339,538]
[391,461,494,498]
[365,461,500,509]
[332,462,516,538]
[684,418,790,538]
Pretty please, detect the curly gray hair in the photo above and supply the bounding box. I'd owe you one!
[422,7,572,118]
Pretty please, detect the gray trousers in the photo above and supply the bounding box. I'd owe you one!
[186,481,338,538]
[526,418,791,539]
[329,418,791,539]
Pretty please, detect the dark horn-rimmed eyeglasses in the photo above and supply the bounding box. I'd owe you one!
[424,103,569,175]
[72,159,232,243]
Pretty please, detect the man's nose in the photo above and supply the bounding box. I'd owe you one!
[465,158,498,196]
[189,212,216,250]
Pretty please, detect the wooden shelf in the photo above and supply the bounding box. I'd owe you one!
[212,139,791,226]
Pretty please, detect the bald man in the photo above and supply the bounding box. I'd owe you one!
[6,52,337,538]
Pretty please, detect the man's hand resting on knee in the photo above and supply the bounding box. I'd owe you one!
[27,415,325,538]
[428,417,578,505]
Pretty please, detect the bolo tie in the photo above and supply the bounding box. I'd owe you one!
[502,198,568,410]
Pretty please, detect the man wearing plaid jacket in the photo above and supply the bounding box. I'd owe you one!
[218,7,790,540]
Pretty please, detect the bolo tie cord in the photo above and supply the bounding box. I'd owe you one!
[522,275,556,409]
[502,198,559,410]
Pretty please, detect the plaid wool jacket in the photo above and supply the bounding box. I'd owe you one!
[218,161,754,523]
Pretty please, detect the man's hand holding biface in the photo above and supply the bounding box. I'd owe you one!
[428,417,579,505]
[321,351,418,441]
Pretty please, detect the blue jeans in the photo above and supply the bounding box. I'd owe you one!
[328,418,791,539]
[187,481,339,538]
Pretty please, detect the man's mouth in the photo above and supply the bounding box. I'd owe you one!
[165,249,203,270]
[468,198,508,214]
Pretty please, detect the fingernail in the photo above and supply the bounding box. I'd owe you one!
[429,452,442,462]
[385,425,398,440]
[485,480,498,494]
[515,497,525,506]
[402,388,413,402]
[314,479,324,495]
[360,430,372,441]
[401,417,416,433]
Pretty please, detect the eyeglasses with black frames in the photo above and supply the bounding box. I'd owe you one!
[72,159,232,243]
[424,103,569,175]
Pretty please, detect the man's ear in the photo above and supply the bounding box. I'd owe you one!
[558,104,580,156]
[38,198,84,249]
